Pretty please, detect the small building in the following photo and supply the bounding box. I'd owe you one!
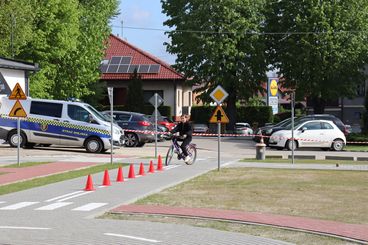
[0,56,38,96]
[100,34,192,120]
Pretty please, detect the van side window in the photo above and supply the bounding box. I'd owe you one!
[30,101,62,118]
[68,105,92,123]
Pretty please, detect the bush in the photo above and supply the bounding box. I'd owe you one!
[237,106,273,127]
[190,106,215,124]
[347,133,368,143]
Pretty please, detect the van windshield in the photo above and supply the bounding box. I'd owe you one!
[86,105,109,122]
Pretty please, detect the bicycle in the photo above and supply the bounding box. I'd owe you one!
[165,135,197,166]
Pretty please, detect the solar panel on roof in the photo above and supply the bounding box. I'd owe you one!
[128,65,139,73]
[121,57,132,64]
[100,65,109,73]
[118,65,129,73]
[138,65,150,73]
[110,56,122,64]
[149,64,160,73]
[106,65,119,73]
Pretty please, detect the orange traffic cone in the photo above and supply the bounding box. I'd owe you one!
[102,169,111,186]
[84,174,95,191]
[138,162,145,176]
[148,160,155,173]
[116,166,124,182]
[128,164,135,178]
[157,155,163,171]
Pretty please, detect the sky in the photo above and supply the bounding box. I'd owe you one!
[111,0,176,65]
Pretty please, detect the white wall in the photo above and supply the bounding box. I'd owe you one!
[0,68,26,93]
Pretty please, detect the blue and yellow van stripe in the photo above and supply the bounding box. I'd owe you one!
[0,114,110,139]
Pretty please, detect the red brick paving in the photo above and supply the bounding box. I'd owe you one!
[112,204,368,243]
[0,162,97,185]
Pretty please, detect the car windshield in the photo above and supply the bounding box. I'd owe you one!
[284,118,307,130]
[86,105,109,122]
[275,118,292,127]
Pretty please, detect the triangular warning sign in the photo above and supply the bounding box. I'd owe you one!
[209,106,229,123]
[9,83,27,100]
[9,100,27,117]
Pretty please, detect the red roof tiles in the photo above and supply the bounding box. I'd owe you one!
[101,34,184,80]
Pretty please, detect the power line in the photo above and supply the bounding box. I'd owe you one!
[111,25,368,35]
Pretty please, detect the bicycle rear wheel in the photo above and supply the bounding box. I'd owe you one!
[185,145,197,165]
[165,145,174,166]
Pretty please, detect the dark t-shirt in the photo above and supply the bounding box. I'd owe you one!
[171,122,193,138]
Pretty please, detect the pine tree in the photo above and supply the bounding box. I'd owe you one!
[125,70,144,113]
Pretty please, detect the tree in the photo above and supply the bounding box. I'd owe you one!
[19,0,80,99]
[161,0,267,130]
[125,70,145,113]
[56,0,119,101]
[0,0,118,101]
[0,0,34,57]
[265,0,368,113]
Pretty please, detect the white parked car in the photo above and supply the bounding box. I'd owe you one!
[268,120,346,151]
[235,122,253,136]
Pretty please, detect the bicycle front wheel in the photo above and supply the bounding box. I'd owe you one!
[186,145,197,165]
[165,145,174,166]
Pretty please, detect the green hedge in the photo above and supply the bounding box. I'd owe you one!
[237,106,273,127]
[191,105,273,127]
[190,106,214,124]
[347,133,368,143]
[99,105,171,117]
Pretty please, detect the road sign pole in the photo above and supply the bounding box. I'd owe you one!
[154,93,158,159]
[218,121,221,171]
[17,117,20,166]
[108,87,114,165]
[291,91,295,165]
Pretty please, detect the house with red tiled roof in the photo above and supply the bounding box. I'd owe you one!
[100,34,192,120]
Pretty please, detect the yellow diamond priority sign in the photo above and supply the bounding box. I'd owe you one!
[210,85,228,104]
[209,106,229,124]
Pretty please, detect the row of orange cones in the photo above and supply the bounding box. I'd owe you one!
[84,155,164,191]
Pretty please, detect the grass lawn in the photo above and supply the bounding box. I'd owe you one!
[0,163,125,196]
[105,167,368,245]
[242,158,368,165]
[2,162,50,168]
[345,145,368,152]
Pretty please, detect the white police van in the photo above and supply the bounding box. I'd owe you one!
[0,96,124,153]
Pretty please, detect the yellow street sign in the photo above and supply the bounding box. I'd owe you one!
[210,85,229,104]
[9,100,27,117]
[209,106,229,123]
[9,83,27,100]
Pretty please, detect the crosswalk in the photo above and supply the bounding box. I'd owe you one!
[0,201,108,212]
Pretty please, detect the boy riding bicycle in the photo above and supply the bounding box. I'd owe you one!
[170,114,192,163]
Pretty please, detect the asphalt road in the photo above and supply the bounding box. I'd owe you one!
[0,137,295,245]
[0,137,367,244]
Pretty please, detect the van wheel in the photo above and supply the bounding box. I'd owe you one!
[85,137,103,153]
[8,131,27,148]
[124,133,138,147]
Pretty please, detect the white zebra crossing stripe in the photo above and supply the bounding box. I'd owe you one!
[57,192,91,202]
[0,202,39,210]
[72,203,107,211]
[45,191,83,202]
[35,202,73,211]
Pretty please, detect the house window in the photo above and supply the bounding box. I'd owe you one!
[188,91,192,107]
[143,90,164,104]
[177,90,181,107]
